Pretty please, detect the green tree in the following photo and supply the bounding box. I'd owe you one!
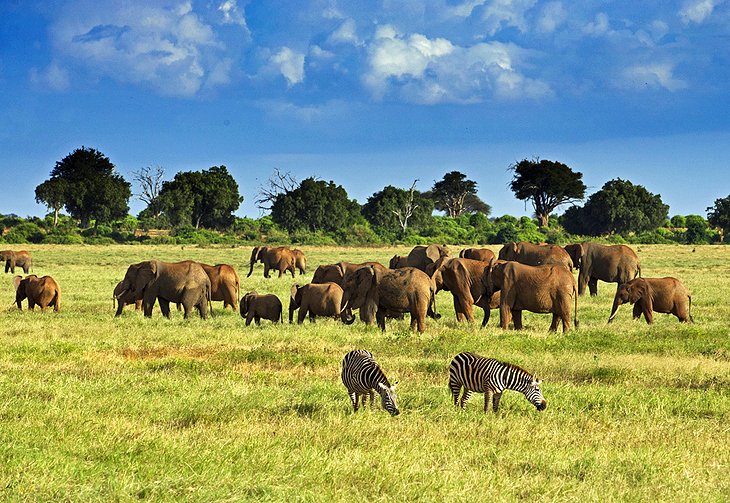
[670,215,686,228]
[34,178,68,227]
[271,178,363,233]
[707,195,730,242]
[40,147,131,229]
[684,215,709,244]
[426,171,486,218]
[561,178,669,236]
[362,182,434,239]
[509,158,586,228]
[156,166,242,230]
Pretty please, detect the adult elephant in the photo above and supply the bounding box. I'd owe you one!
[459,248,495,263]
[341,266,437,333]
[289,282,352,324]
[406,244,450,271]
[1,250,32,274]
[564,243,641,296]
[312,261,386,287]
[498,242,573,270]
[389,255,408,269]
[483,261,578,332]
[430,258,500,327]
[13,275,60,311]
[114,260,211,319]
[292,249,307,275]
[246,246,297,278]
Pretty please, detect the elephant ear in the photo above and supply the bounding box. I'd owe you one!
[336,262,347,280]
[12,275,22,291]
[290,284,299,300]
[425,245,441,263]
[630,280,650,304]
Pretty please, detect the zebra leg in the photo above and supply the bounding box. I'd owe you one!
[349,392,358,412]
[492,392,502,413]
[484,390,493,413]
[449,379,461,406]
[369,390,376,409]
[459,390,471,408]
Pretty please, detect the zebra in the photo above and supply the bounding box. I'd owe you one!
[341,350,400,416]
[449,352,546,413]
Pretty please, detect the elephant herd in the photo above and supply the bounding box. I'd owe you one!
[4,242,693,329]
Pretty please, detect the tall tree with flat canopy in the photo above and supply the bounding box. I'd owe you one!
[509,158,586,227]
[427,171,488,218]
[38,146,131,230]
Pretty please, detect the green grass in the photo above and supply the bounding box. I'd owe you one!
[0,244,729,501]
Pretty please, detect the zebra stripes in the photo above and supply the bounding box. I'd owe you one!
[341,349,400,416]
[449,352,546,413]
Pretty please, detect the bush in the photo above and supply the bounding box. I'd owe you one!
[83,236,117,245]
[43,233,84,244]
[4,222,45,244]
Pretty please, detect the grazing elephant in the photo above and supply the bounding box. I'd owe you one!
[430,258,500,327]
[240,291,283,325]
[113,280,142,311]
[459,248,496,263]
[312,261,386,287]
[289,282,352,324]
[483,261,578,332]
[115,260,211,319]
[406,244,451,271]
[13,275,60,311]
[1,250,32,274]
[292,249,307,275]
[247,246,297,278]
[608,277,692,324]
[498,242,573,270]
[389,255,408,269]
[564,243,641,296]
[341,266,438,333]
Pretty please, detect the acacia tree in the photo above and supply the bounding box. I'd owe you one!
[132,166,165,218]
[156,166,242,229]
[426,171,487,218]
[34,178,68,227]
[707,195,730,242]
[38,146,131,229]
[255,168,298,211]
[362,181,434,238]
[509,158,586,227]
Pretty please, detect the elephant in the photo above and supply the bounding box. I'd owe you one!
[498,242,573,270]
[459,248,496,263]
[113,280,142,312]
[292,249,307,275]
[183,261,240,311]
[1,250,32,274]
[608,277,692,324]
[312,261,386,287]
[114,260,211,319]
[247,246,297,278]
[341,266,438,333]
[240,291,283,325]
[406,244,450,271]
[13,275,60,311]
[389,255,408,269]
[289,282,352,324]
[564,243,641,296]
[483,261,578,332]
[430,258,500,327]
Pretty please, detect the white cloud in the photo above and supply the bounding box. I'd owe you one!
[537,2,567,33]
[679,0,720,24]
[48,0,232,97]
[364,26,550,103]
[621,63,688,91]
[583,12,610,35]
[29,60,71,91]
[328,18,360,45]
[271,47,305,86]
[218,0,247,27]
[446,0,487,18]
[480,0,537,35]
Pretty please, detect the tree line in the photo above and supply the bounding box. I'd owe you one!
[1,145,726,246]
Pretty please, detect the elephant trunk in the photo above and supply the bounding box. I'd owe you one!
[341,308,355,325]
[608,297,622,323]
[246,259,256,278]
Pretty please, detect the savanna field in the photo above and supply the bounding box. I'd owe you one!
[0,244,729,501]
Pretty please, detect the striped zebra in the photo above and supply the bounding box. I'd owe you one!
[449,352,547,413]
[341,350,400,416]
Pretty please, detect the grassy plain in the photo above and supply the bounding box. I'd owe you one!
[0,244,728,501]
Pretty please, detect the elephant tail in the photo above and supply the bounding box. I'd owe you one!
[636,263,641,279]
[53,288,61,313]
[207,283,214,318]
[573,283,579,329]
[429,286,441,320]
[689,295,694,323]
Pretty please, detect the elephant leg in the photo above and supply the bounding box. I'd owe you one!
[246,311,255,326]
[499,304,511,330]
[264,264,270,278]
[588,277,598,296]
[578,269,588,296]
[463,300,475,322]
[297,307,307,324]
[159,299,171,319]
[481,306,490,328]
[512,310,523,330]
[632,302,643,320]
[549,313,559,332]
[415,310,425,334]
[642,304,654,324]
[309,313,316,323]
[254,315,261,326]
[376,308,387,331]
[290,267,295,278]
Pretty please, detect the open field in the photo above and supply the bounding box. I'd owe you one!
[0,244,729,501]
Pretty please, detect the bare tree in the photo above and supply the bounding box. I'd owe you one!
[255,168,298,211]
[392,180,420,234]
[132,166,165,216]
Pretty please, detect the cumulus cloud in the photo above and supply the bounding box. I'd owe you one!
[364,25,550,103]
[620,63,688,91]
[537,2,567,33]
[328,18,360,45]
[48,0,232,97]
[679,0,720,24]
[218,0,247,27]
[583,12,610,35]
[479,0,537,35]
[271,47,305,85]
[29,60,71,91]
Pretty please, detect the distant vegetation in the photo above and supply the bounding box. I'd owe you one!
[3,146,728,246]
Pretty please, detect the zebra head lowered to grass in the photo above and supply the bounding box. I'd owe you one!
[341,349,399,416]
[449,352,546,414]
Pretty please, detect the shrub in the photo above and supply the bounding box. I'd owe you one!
[4,222,45,244]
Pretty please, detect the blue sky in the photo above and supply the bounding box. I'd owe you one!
[1,0,729,219]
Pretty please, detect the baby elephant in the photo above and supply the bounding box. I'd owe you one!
[13,275,61,311]
[239,291,282,325]
[608,277,693,324]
